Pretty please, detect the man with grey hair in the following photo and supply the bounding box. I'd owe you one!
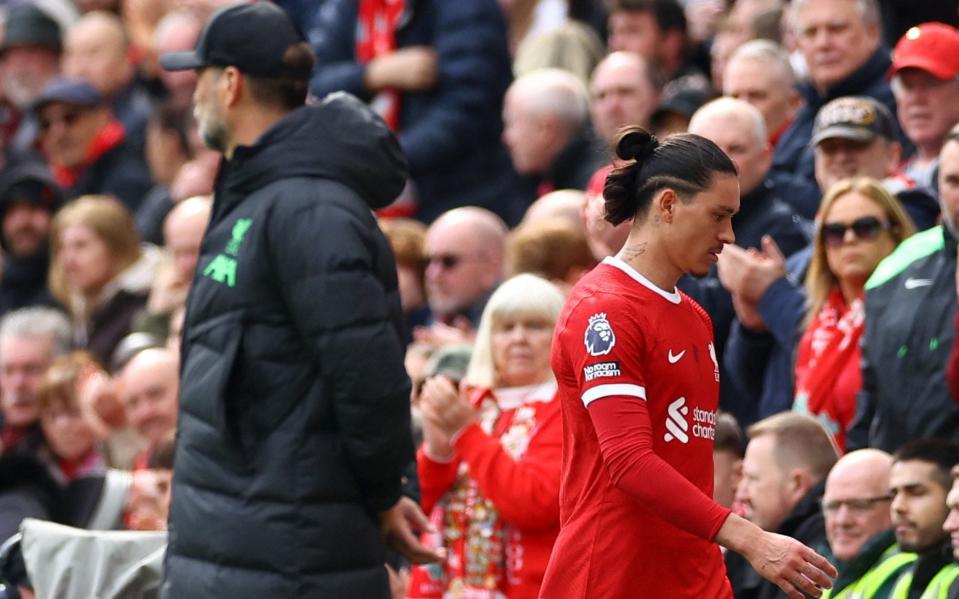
[683,97,809,425]
[502,68,606,201]
[0,306,71,455]
[589,51,662,146]
[773,0,905,188]
[723,40,800,154]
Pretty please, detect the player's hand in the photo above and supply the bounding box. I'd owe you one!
[419,376,476,439]
[378,496,445,564]
[746,531,837,599]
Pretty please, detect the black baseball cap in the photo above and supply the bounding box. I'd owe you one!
[3,4,61,52]
[159,1,311,79]
[811,96,897,147]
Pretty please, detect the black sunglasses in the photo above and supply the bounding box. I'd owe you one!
[821,216,892,248]
[421,253,463,270]
[39,109,83,133]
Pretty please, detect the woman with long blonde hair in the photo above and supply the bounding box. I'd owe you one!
[794,178,915,450]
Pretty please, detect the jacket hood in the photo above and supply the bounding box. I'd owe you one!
[222,92,408,210]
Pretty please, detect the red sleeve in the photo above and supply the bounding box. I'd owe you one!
[948,308,959,406]
[453,401,562,530]
[416,447,462,514]
[587,395,732,541]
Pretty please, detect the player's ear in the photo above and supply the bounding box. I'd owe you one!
[657,189,677,224]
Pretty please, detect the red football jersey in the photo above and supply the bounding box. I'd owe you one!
[539,257,733,599]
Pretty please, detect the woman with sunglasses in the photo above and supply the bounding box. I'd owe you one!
[794,178,915,451]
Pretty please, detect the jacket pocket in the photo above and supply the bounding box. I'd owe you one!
[180,312,248,466]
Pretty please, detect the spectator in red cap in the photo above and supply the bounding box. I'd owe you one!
[891,23,959,188]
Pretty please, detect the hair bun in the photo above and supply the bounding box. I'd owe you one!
[615,128,659,163]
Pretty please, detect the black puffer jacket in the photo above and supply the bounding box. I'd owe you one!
[162,93,413,599]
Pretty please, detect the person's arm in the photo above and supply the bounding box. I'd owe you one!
[395,2,512,174]
[416,447,461,515]
[586,395,835,598]
[723,320,773,404]
[307,0,369,99]
[757,276,807,349]
[452,407,562,530]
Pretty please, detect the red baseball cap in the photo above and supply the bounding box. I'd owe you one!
[891,22,959,80]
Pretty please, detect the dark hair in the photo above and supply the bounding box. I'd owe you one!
[245,42,315,110]
[609,0,687,35]
[148,436,176,470]
[603,126,737,225]
[893,438,959,491]
[714,411,744,458]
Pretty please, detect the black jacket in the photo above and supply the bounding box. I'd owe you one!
[726,480,827,599]
[66,137,152,214]
[848,225,959,451]
[162,93,413,599]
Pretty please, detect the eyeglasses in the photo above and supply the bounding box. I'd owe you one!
[821,216,892,248]
[421,253,464,270]
[38,109,83,133]
[820,495,893,514]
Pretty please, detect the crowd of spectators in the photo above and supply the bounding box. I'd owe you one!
[0,0,958,597]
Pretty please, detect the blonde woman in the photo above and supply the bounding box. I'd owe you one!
[49,195,160,365]
[794,178,915,450]
[408,274,565,599]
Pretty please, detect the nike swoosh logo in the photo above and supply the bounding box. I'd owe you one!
[904,278,934,289]
[667,349,686,364]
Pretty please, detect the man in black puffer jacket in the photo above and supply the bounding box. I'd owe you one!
[159,4,434,597]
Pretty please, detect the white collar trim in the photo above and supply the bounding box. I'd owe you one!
[603,256,682,304]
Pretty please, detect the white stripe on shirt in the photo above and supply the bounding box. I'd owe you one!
[581,383,647,407]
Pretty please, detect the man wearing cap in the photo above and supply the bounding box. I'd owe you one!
[158,3,436,598]
[812,96,940,231]
[847,127,959,452]
[0,162,63,316]
[773,0,907,189]
[890,23,959,189]
[34,78,152,212]
[0,3,63,158]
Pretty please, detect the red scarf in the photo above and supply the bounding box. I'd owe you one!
[794,288,864,451]
[51,120,126,189]
[357,0,406,131]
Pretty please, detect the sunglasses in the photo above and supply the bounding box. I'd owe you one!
[821,216,892,248]
[421,253,464,270]
[39,109,83,133]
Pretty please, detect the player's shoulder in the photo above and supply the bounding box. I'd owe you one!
[680,290,714,329]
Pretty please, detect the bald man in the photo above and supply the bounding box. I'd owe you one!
[521,189,586,230]
[147,195,213,319]
[423,207,506,328]
[590,51,661,146]
[502,68,605,199]
[820,449,915,599]
[684,98,809,426]
[62,10,152,145]
[152,10,202,111]
[119,347,179,465]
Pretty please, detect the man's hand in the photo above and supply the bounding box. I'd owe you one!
[365,47,438,92]
[717,514,837,599]
[718,236,787,303]
[378,496,445,564]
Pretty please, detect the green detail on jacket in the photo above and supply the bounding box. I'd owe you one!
[203,217,253,288]
[930,337,940,352]
[866,226,944,290]
[898,346,909,359]
[203,255,237,287]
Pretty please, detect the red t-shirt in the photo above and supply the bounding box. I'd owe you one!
[539,258,733,599]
